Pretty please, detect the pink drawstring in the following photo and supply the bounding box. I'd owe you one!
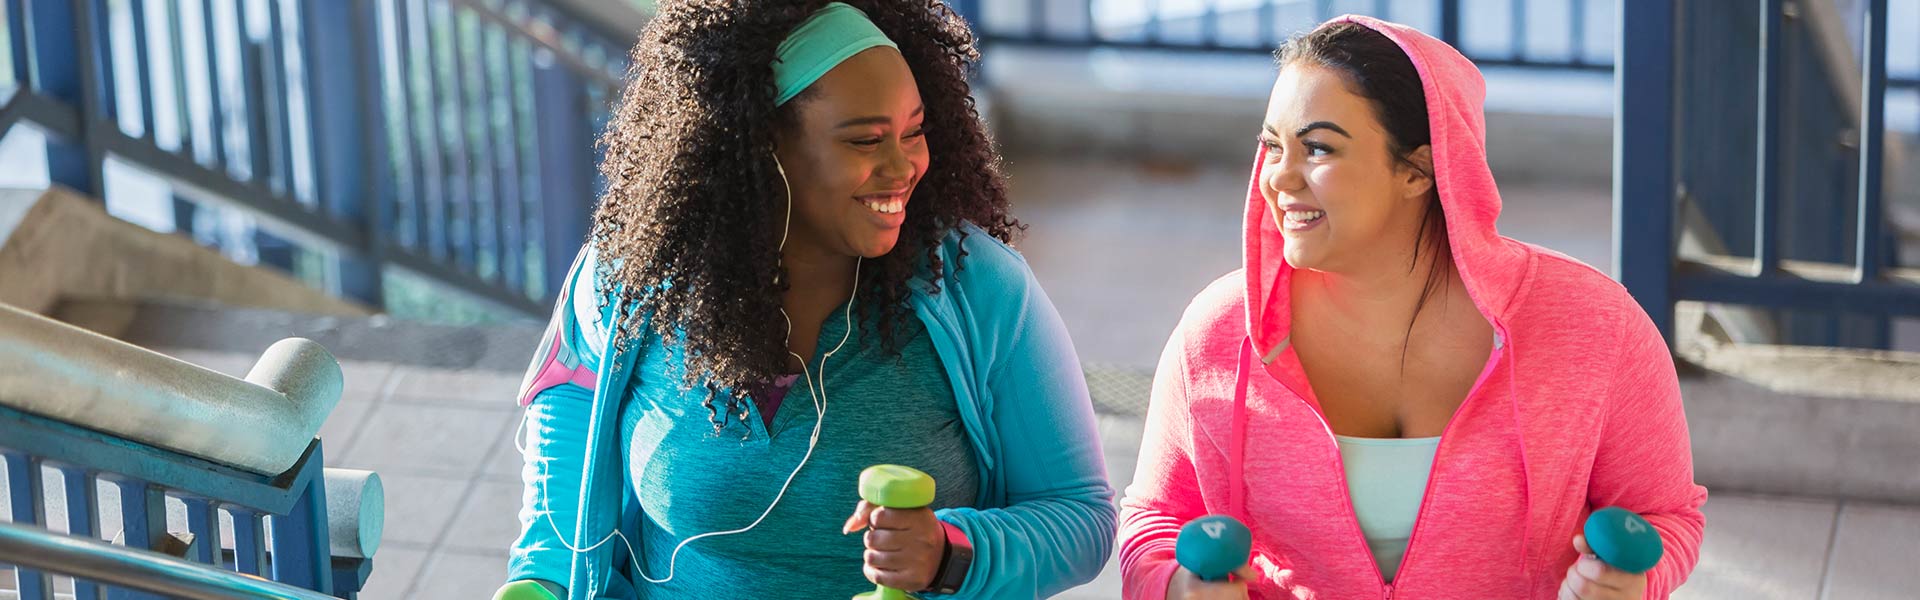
[1230,338,1252,518]
[1502,329,1534,582]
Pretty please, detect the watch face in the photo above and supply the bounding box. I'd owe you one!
[936,546,973,593]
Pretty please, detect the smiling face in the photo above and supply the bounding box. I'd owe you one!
[1258,63,1434,274]
[772,46,930,261]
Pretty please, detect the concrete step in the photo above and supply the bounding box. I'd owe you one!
[1676,306,1920,505]
[53,297,543,373]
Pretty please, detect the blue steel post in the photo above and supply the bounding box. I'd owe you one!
[2,451,49,598]
[128,0,157,142]
[229,506,266,575]
[1570,0,1586,66]
[533,50,594,303]
[267,442,333,594]
[180,497,220,567]
[106,477,173,600]
[301,0,384,307]
[1858,0,1887,284]
[1509,0,1526,61]
[5,0,27,82]
[1613,0,1678,344]
[30,0,109,197]
[1754,0,1784,274]
[262,0,295,200]
[234,0,270,184]
[199,0,227,168]
[58,465,102,600]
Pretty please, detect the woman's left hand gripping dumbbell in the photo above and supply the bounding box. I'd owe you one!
[844,465,946,593]
[1559,507,1665,600]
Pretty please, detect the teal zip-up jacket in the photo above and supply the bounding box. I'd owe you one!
[508,223,1117,599]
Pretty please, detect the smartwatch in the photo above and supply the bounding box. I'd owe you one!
[926,520,974,595]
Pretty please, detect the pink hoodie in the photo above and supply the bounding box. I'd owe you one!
[1117,16,1707,600]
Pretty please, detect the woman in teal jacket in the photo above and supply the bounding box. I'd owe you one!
[501,2,1115,598]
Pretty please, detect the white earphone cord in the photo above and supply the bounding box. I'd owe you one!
[515,155,858,585]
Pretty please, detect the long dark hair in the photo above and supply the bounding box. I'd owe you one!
[1276,22,1452,369]
[591,0,1020,429]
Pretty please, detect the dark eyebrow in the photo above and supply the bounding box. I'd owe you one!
[1294,121,1351,138]
[835,105,925,129]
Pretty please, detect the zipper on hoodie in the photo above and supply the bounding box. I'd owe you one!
[1276,328,1506,599]
[1378,328,1509,598]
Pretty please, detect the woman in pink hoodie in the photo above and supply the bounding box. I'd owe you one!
[1118,16,1707,600]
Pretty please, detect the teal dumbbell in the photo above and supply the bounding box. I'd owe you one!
[853,465,937,600]
[1583,506,1664,574]
[1175,515,1252,582]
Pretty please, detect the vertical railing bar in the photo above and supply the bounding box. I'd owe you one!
[234,0,271,185]
[490,23,522,291]
[1257,0,1275,48]
[165,0,193,155]
[1509,0,1526,62]
[129,0,160,141]
[1080,0,1095,43]
[470,6,500,281]
[1569,0,1587,67]
[1144,0,1160,45]
[1756,0,1785,274]
[181,497,221,567]
[484,22,514,286]
[7,0,32,89]
[1199,0,1217,49]
[386,0,427,250]
[112,478,170,552]
[200,0,229,168]
[1614,0,1678,344]
[266,445,331,594]
[348,0,394,306]
[263,0,296,200]
[413,0,447,261]
[1313,0,1330,22]
[56,465,102,600]
[445,4,479,273]
[1858,0,1887,282]
[1372,0,1388,19]
[227,505,266,575]
[1439,0,1461,49]
[2,451,51,598]
[1026,0,1041,40]
[511,34,545,297]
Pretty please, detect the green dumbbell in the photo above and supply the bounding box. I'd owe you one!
[492,580,560,600]
[853,464,937,600]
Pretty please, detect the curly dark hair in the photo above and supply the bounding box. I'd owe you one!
[590,0,1020,429]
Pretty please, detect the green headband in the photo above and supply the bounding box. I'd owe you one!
[773,2,898,106]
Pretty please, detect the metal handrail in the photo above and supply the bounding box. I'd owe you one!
[0,302,340,475]
[0,521,339,600]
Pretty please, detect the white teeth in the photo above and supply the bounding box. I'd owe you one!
[1285,209,1325,223]
[861,198,905,214]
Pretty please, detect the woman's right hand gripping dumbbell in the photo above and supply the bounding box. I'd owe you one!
[1166,515,1255,600]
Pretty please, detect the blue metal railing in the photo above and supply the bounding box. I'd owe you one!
[953,0,1614,72]
[1,406,354,598]
[1617,0,1919,348]
[0,0,629,318]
